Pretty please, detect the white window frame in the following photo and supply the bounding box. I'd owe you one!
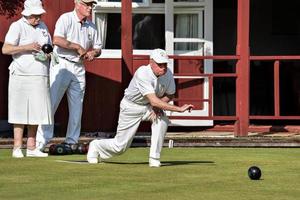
[93,0,207,58]
[96,0,205,8]
[96,0,149,7]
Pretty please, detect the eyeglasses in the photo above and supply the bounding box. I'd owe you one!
[79,1,96,9]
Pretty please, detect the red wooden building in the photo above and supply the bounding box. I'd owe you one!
[1,0,300,137]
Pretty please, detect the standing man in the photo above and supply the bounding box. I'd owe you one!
[36,0,102,150]
[87,49,194,167]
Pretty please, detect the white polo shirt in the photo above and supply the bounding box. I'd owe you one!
[124,64,176,105]
[53,11,102,63]
[4,17,51,76]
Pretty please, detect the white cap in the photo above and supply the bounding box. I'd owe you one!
[150,49,169,64]
[81,0,97,3]
[21,0,46,17]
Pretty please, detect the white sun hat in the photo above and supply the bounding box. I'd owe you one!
[21,0,46,17]
[150,48,170,64]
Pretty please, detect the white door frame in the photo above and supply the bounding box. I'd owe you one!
[165,0,213,126]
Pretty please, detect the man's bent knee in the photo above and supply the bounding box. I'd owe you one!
[112,144,128,155]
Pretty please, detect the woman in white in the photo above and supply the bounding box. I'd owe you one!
[2,0,52,158]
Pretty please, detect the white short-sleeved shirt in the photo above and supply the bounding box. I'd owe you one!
[124,64,176,105]
[4,17,51,76]
[53,11,102,63]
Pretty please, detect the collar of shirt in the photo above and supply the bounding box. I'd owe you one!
[72,10,88,25]
[22,16,41,28]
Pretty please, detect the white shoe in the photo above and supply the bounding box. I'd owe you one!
[36,141,46,151]
[87,140,99,164]
[12,148,24,158]
[26,148,48,157]
[87,157,98,164]
[149,158,161,167]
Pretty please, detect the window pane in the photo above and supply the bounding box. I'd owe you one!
[174,42,202,51]
[174,13,200,51]
[133,14,165,49]
[105,14,121,49]
[100,13,165,49]
[152,0,165,3]
[174,14,199,38]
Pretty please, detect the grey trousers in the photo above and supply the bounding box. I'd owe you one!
[36,58,85,146]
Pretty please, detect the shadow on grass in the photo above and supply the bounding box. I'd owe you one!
[103,160,215,166]
[55,160,215,166]
[162,160,215,166]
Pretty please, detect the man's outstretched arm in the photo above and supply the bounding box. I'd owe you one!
[146,93,194,113]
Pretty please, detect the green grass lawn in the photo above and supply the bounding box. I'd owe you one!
[0,147,300,200]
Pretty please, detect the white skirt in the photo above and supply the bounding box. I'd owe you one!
[8,74,53,125]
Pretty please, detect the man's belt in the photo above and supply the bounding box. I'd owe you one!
[59,56,81,64]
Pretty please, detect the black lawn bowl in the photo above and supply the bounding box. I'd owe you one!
[248,166,262,180]
[63,144,73,155]
[41,44,53,54]
[76,143,89,154]
[49,144,57,155]
[55,144,66,155]
[48,144,72,155]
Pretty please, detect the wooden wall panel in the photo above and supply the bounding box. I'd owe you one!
[83,59,122,132]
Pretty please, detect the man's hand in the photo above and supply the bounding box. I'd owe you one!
[77,46,87,58]
[83,50,96,61]
[178,104,194,113]
[83,49,101,61]
[149,107,164,122]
